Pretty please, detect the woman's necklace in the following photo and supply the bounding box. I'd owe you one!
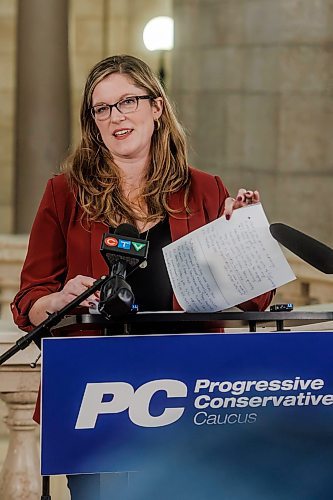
[143,228,150,240]
[139,228,149,269]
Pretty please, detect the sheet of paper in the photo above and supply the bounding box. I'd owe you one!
[162,203,295,312]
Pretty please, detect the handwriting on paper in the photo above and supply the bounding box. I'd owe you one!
[163,204,295,312]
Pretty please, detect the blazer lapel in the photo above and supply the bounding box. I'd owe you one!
[91,221,109,278]
[168,189,206,241]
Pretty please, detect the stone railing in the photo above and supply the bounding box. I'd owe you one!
[0,331,41,499]
[0,235,69,499]
[274,249,333,307]
[0,235,39,499]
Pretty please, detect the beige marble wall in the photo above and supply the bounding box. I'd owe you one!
[172,0,333,246]
[0,0,17,233]
[2,0,333,243]
[0,0,172,233]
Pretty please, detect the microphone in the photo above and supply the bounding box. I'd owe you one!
[100,223,149,276]
[269,223,333,274]
[98,223,149,317]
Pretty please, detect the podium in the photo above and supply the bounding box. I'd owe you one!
[50,309,333,334]
[41,311,333,500]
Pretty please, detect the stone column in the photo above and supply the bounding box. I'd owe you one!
[14,0,70,233]
[0,331,41,500]
[0,390,40,500]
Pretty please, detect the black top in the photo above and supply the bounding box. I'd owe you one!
[127,217,173,311]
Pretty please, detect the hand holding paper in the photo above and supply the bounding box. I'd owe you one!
[162,204,295,312]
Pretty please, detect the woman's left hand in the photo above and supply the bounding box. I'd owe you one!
[223,188,260,220]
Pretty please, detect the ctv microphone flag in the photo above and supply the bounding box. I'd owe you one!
[100,223,149,274]
[99,224,148,317]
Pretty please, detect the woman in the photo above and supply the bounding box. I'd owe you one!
[11,55,274,498]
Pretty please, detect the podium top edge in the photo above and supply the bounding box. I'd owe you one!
[51,310,333,333]
[58,310,333,321]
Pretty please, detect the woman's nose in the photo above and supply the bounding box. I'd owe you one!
[110,107,126,123]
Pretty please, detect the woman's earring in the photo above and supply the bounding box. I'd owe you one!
[154,119,160,132]
[96,132,103,144]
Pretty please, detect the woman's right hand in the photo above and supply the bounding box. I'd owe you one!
[28,275,98,326]
[51,275,97,310]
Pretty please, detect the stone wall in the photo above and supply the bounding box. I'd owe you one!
[2,0,333,243]
[0,0,16,233]
[172,0,333,246]
[0,0,172,234]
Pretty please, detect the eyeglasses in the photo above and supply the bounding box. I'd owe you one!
[91,95,153,121]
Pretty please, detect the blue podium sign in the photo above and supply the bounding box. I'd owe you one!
[41,332,333,499]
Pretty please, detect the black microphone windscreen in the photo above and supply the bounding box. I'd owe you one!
[270,223,333,274]
[100,224,149,273]
[114,223,139,238]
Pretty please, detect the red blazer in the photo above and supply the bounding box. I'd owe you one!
[11,167,274,423]
[12,167,273,331]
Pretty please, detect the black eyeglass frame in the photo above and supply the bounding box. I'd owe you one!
[90,95,153,120]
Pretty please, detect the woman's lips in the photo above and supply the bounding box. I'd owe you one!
[112,128,133,140]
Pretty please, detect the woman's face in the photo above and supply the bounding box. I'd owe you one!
[91,73,163,164]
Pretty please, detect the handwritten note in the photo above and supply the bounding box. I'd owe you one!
[162,204,295,312]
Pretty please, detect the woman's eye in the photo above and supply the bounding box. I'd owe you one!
[95,105,108,114]
[122,97,136,105]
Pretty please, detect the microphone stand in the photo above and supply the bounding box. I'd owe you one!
[0,274,110,500]
[0,275,109,366]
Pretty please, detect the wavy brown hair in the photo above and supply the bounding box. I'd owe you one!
[62,54,191,228]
